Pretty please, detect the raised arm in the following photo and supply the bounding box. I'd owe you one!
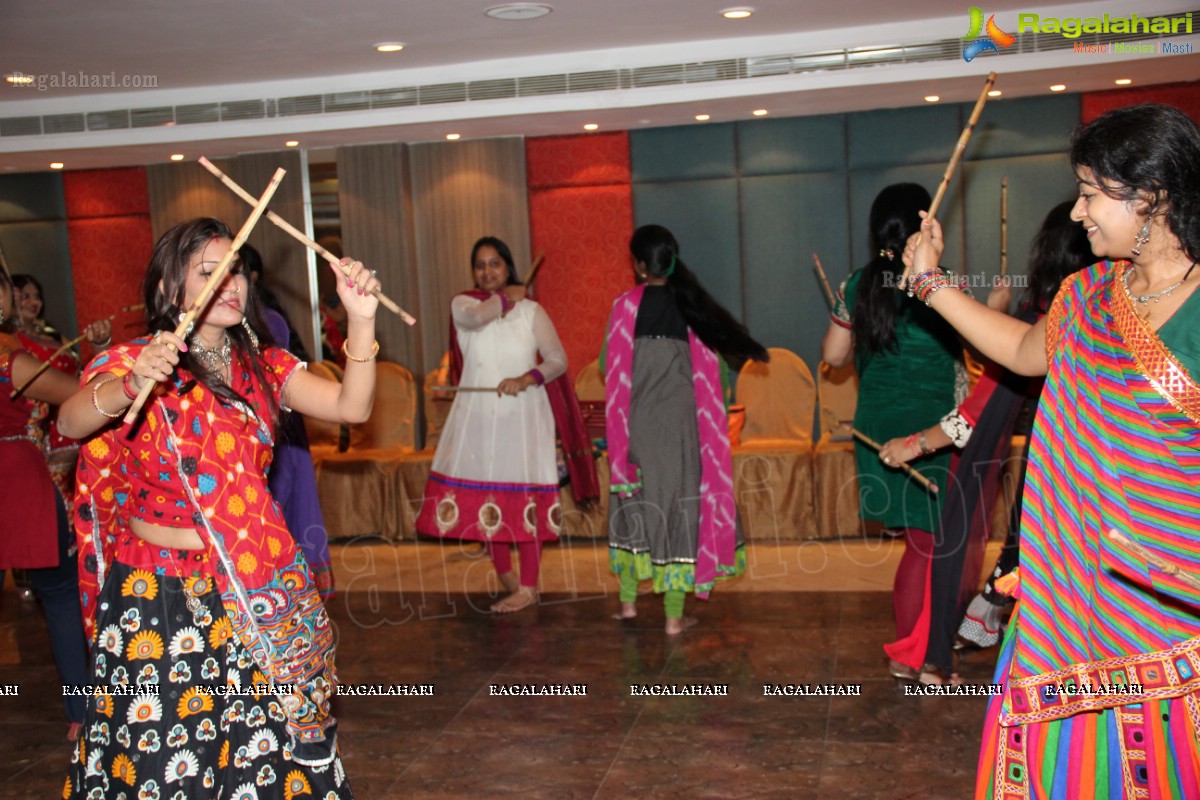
[451,293,504,331]
[908,214,1048,376]
[285,260,381,424]
[821,277,854,368]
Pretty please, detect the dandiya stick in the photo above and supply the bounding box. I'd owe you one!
[197,157,415,326]
[122,169,285,425]
[851,428,939,495]
[1000,177,1008,278]
[927,72,998,221]
[523,252,545,287]
[10,303,145,399]
[812,253,836,309]
[430,385,498,394]
[1107,529,1200,593]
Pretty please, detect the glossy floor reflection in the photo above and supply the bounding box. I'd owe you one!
[1,540,1000,799]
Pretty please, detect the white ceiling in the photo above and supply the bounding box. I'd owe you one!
[1,0,1198,172]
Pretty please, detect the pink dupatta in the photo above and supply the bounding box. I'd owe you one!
[605,284,738,597]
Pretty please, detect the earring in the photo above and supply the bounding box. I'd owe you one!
[1132,221,1151,256]
[241,318,259,352]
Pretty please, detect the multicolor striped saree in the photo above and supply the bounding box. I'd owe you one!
[980,262,1200,799]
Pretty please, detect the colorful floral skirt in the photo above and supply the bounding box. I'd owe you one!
[66,532,352,799]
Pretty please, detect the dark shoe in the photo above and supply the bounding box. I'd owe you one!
[888,659,918,680]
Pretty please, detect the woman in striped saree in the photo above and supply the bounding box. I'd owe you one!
[903,103,1200,798]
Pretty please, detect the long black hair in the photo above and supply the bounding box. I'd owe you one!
[853,183,931,355]
[1020,201,1098,314]
[470,236,521,287]
[142,218,279,431]
[629,224,768,369]
[1070,103,1200,263]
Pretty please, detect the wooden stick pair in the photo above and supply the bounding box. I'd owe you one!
[123,170,286,424]
[851,428,939,495]
[197,157,416,326]
[10,303,144,399]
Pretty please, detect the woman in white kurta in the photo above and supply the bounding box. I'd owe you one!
[416,237,567,612]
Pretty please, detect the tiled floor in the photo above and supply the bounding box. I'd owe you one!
[1,539,1001,799]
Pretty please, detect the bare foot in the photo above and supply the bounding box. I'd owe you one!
[664,616,698,635]
[496,571,519,595]
[491,586,536,614]
[611,602,637,621]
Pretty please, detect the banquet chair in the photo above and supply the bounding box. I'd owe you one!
[732,347,817,539]
[813,360,862,538]
[314,361,418,540]
[303,361,344,460]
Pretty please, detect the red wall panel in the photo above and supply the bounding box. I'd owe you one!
[63,168,154,350]
[526,133,635,382]
[1081,80,1200,124]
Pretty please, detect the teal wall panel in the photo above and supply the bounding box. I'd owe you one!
[632,178,742,319]
[970,95,1081,160]
[0,173,77,336]
[848,105,962,169]
[741,171,849,374]
[0,173,66,222]
[630,122,736,182]
[738,114,847,176]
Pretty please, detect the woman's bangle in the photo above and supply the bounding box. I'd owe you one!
[91,376,123,418]
[121,374,139,400]
[907,270,952,305]
[528,369,545,386]
[918,430,932,455]
[342,339,380,363]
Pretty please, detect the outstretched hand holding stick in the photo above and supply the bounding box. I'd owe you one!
[197,157,415,326]
[122,169,285,425]
[852,428,939,494]
[10,302,144,399]
[812,253,836,309]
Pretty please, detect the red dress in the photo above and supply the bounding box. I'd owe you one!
[0,334,58,569]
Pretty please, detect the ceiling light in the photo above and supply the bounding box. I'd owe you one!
[1115,78,1132,85]
[446,133,461,140]
[170,154,185,161]
[988,90,1002,97]
[721,7,754,19]
[485,3,552,21]
[752,109,768,116]
[695,114,711,121]
[374,42,405,53]
[50,162,64,170]
[1049,84,1066,92]
[285,140,300,147]
[583,123,599,131]
[925,95,940,102]
[6,75,33,86]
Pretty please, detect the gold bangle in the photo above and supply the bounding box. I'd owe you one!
[90,376,123,418]
[342,339,379,363]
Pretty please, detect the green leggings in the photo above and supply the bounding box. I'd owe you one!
[619,570,686,618]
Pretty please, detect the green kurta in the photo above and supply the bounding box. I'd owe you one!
[841,269,961,530]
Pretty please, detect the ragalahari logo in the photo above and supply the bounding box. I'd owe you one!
[962,7,1016,61]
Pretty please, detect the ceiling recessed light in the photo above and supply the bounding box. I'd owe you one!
[446,133,461,140]
[1049,84,1066,92]
[695,114,711,121]
[1115,78,1132,85]
[721,7,754,19]
[752,109,768,116]
[988,89,1002,97]
[170,154,185,161]
[485,3,552,21]
[583,123,599,131]
[6,75,33,86]
[374,42,405,53]
[50,162,64,170]
[924,95,940,102]
[285,140,300,147]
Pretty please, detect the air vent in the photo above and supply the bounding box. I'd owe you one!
[220,100,267,121]
[131,107,174,128]
[0,116,41,136]
[469,78,518,101]
[2,10,1188,139]
[44,114,85,134]
[175,104,220,125]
